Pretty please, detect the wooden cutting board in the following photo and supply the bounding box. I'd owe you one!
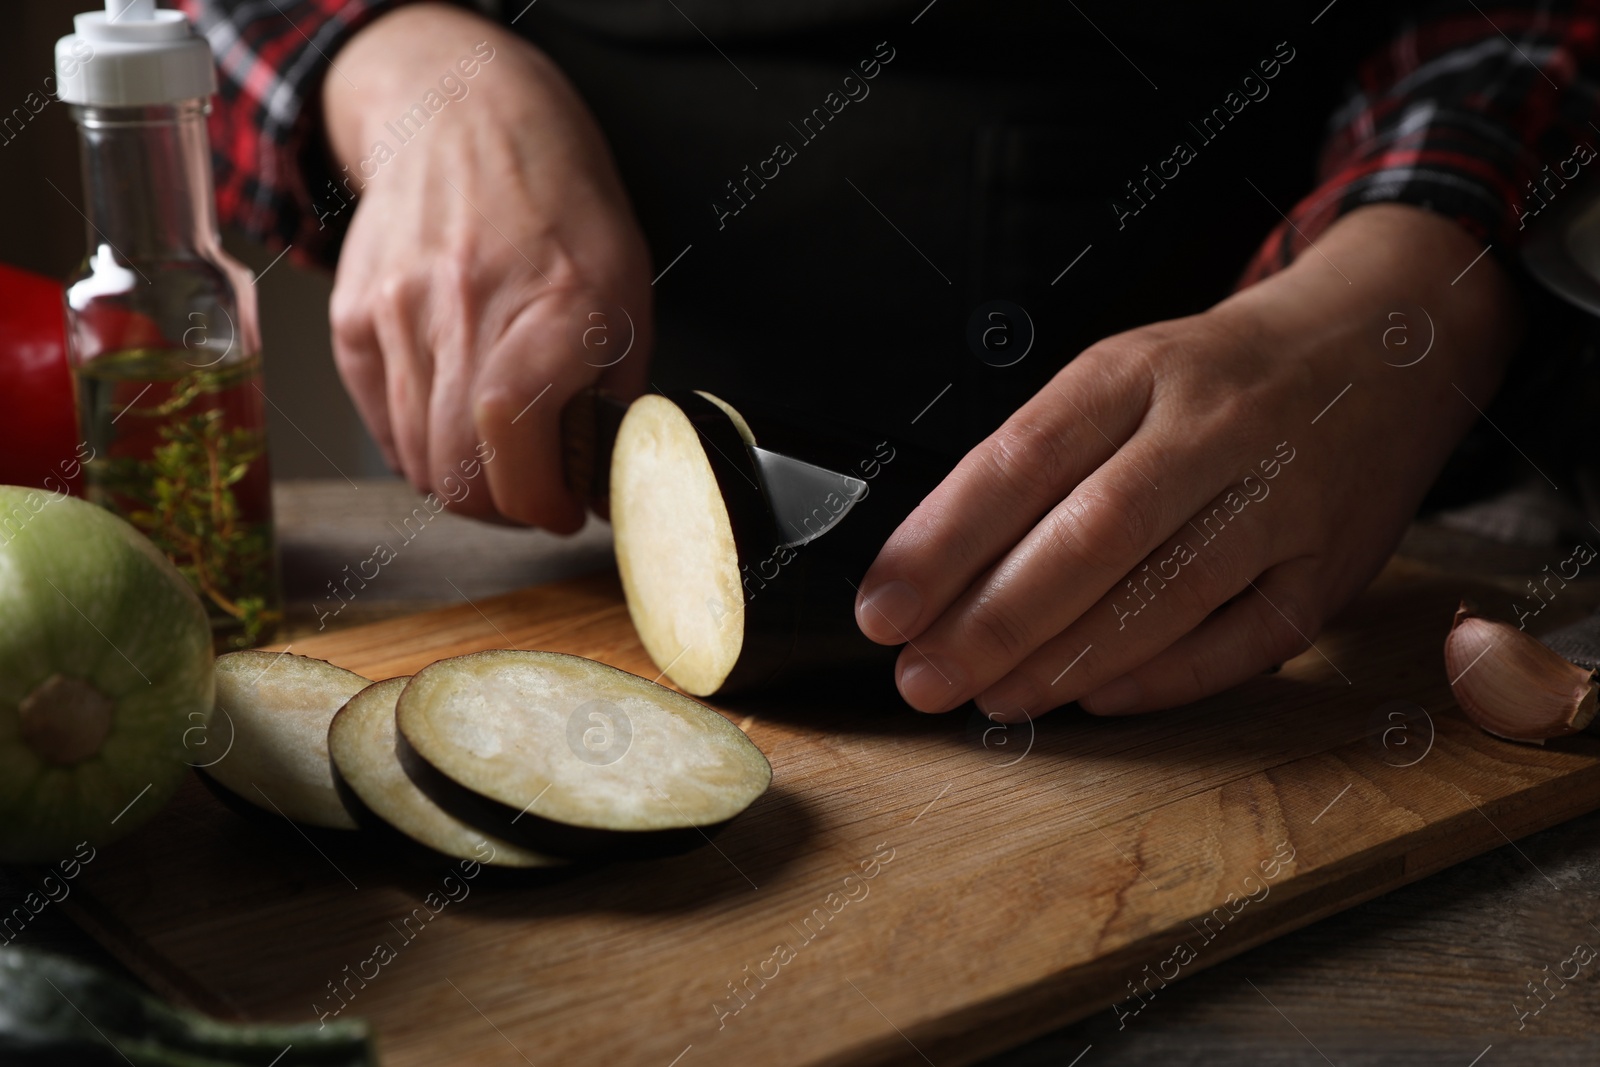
[62,561,1600,1067]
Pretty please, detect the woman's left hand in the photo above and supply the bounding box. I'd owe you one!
[854,204,1519,720]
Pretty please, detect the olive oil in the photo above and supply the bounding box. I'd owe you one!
[61,13,280,651]
[76,347,281,649]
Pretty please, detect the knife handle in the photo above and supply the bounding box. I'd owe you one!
[560,387,631,503]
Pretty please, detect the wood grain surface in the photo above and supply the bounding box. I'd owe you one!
[59,557,1600,1067]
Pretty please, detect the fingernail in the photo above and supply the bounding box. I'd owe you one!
[976,672,1040,721]
[898,653,963,712]
[1080,675,1140,715]
[857,579,922,643]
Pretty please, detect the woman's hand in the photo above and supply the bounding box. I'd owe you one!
[321,3,652,529]
[855,204,1520,719]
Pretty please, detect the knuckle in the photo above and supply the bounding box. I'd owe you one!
[1033,508,1085,568]
[983,418,1070,503]
[892,490,983,579]
[375,272,416,320]
[961,591,1035,662]
[1258,592,1316,663]
[470,376,523,427]
[329,336,372,385]
[1097,482,1153,559]
[1164,565,1218,621]
[1049,481,1151,575]
[1200,392,1252,441]
[329,336,362,378]
[328,290,368,347]
[436,242,478,304]
[441,235,477,278]
[1181,508,1253,581]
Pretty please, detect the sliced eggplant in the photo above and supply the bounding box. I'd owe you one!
[610,393,748,695]
[395,650,771,857]
[328,678,563,868]
[610,390,944,696]
[201,650,370,830]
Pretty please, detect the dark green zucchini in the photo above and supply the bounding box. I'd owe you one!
[0,946,374,1065]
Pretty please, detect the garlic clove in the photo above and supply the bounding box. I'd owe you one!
[1445,602,1600,743]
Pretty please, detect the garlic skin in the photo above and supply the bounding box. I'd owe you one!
[1445,603,1600,743]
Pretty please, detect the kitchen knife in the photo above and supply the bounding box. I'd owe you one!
[561,387,866,545]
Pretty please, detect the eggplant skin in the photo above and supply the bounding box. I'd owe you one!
[327,759,574,879]
[638,392,947,697]
[395,729,731,860]
[0,946,375,1065]
[329,759,443,860]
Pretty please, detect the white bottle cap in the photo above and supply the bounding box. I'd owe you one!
[55,0,217,107]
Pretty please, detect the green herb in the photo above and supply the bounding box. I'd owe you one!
[81,354,280,650]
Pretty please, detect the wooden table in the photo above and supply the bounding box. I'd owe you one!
[7,479,1600,1064]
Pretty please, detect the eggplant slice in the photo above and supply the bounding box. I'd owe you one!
[396,650,771,857]
[610,393,747,696]
[202,650,370,830]
[329,678,562,868]
[609,390,944,697]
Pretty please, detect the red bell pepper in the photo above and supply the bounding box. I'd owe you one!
[0,263,80,494]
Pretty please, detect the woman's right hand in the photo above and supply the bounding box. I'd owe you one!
[321,2,652,530]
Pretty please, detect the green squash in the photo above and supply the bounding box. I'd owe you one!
[0,486,213,862]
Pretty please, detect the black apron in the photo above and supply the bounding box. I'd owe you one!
[517,0,1403,459]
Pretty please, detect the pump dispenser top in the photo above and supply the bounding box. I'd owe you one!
[55,0,217,107]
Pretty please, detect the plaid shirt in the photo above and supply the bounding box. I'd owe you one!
[1242,0,1600,285]
[175,0,420,265]
[178,0,1600,282]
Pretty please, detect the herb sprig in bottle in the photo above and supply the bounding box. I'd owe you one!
[57,0,281,649]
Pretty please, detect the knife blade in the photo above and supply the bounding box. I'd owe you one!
[561,387,865,546]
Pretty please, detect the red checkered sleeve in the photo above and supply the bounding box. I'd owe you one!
[1241,0,1600,286]
[174,0,430,267]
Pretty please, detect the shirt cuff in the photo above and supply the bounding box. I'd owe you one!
[1239,3,1600,288]
[180,0,441,268]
